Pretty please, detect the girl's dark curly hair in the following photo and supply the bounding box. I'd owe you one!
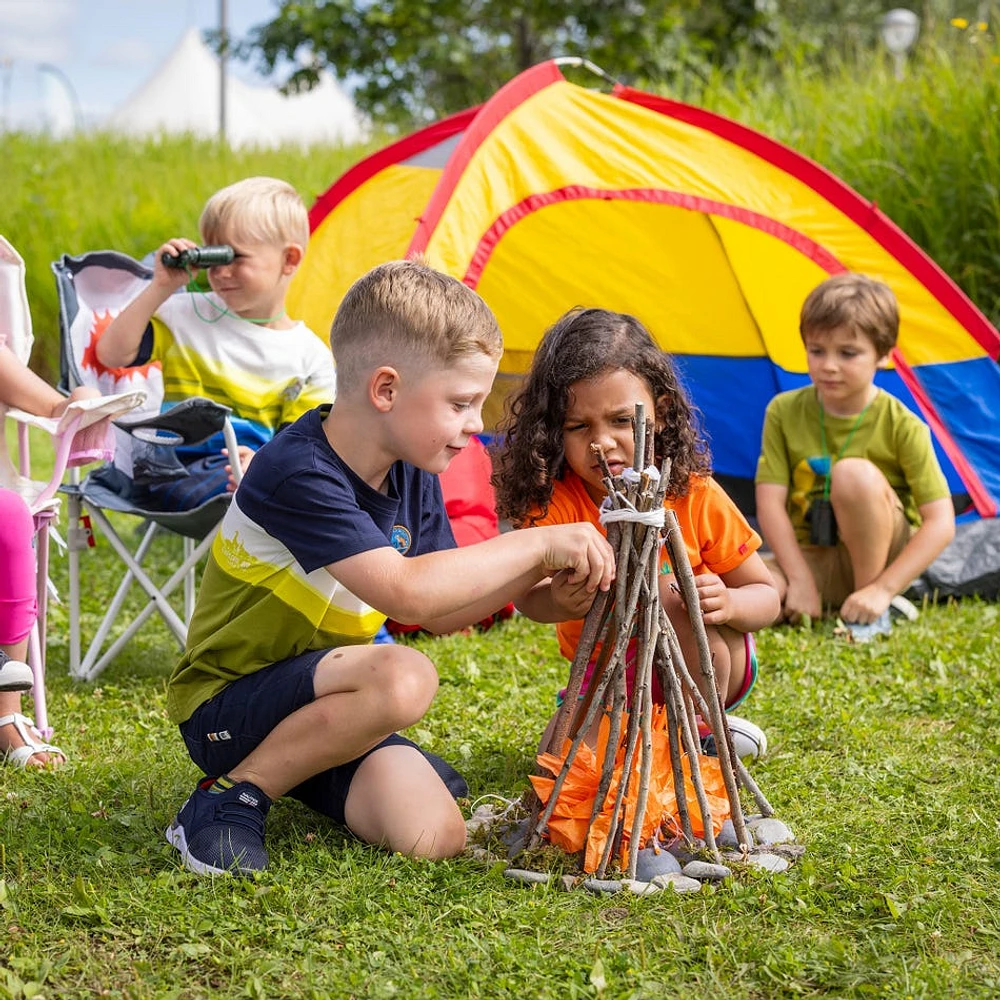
[492,308,712,525]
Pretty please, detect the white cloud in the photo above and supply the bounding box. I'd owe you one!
[0,0,77,62]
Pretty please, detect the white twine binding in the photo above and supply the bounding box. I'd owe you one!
[598,464,666,528]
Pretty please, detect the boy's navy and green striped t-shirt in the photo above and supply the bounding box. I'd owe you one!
[166,405,456,724]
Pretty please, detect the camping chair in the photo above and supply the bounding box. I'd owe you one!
[1,236,144,736]
[52,249,243,683]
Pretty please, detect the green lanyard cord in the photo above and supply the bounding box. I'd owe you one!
[183,265,287,326]
[818,394,872,499]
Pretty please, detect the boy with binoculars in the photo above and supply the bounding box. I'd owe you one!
[96,176,336,506]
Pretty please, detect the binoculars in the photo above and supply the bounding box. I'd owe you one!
[161,245,235,269]
[807,498,838,547]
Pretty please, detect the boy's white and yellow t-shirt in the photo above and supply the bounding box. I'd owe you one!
[756,386,950,544]
[141,292,337,455]
[166,406,456,725]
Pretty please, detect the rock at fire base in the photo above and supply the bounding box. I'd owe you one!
[634,845,683,882]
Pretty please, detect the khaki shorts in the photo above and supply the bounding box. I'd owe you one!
[765,495,912,613]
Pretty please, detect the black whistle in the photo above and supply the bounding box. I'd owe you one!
[161,245,235,269]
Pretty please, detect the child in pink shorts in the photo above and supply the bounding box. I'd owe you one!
[0,334,102,767]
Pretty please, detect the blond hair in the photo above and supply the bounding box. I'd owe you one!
[330,259,502,392]
[199,176,309,249]
[800,272,899,357]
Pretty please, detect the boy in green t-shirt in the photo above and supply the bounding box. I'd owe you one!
[755,273,955,636]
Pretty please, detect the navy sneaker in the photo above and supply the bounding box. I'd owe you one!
[166,778,271,876]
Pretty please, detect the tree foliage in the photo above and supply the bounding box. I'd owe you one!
[237,1,779,126]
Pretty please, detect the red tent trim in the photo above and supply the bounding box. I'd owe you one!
[889,348,996,517]
[307,106,479,232]
[409,61,563,254]
[462,186,846,287]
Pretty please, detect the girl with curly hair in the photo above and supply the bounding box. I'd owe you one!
[493,308,779,752]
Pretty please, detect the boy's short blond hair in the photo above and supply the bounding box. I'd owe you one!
[199,176,309,250]
[330,259,503,392]
[800,272,898,358]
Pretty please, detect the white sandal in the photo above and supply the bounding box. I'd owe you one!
[0,713,65,768]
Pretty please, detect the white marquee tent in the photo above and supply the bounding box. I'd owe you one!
[106,28,365,147]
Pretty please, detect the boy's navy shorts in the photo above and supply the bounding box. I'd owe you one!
[178,648,468,825]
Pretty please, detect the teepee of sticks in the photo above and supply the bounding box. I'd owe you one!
[522,403,773,879]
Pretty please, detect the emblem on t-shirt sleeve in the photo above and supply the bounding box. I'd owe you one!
[281,377,305,401]
[390,525,412,553]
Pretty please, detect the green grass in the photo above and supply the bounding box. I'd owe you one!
[2,433,999,998]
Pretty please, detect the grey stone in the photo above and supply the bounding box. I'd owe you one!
[582,878,624,896]
[651,873,703,894]
[717,819,754,849]
[502,818,531,857]
[504,868,550,885]
[624,879,662,896]
[665,837,706,863]
[748,818,794,845]
[682,861,732,881]
[634,845,683,882]
[767,843,807,861]
[747,852,790,873]
[465,804,499,835]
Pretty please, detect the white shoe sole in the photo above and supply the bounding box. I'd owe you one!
[165,821,231,877]
[0,660,34,692]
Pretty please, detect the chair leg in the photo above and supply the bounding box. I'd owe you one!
[67,490,83,678]
[77,515,161,679]
[80,528,217,681]
[26,621,50,740]
[184,536,195,621]
[29,519,52,737]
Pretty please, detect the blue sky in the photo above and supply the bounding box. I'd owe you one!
[0,0,284,129]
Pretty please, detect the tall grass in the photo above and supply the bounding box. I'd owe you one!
[5,32,1000,381]
[688,32,1000,320]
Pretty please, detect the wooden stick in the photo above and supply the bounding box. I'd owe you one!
[626,556,658,878]
[528,635,629,849]
[545,586,612,755]
[586,652,627,838]
[662,509,748,849]
[656,643,693,842]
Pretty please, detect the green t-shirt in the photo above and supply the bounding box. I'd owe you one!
[755,386,950,544]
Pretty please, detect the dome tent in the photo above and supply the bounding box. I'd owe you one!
[287,59,1000,521]
[106,27,364,148]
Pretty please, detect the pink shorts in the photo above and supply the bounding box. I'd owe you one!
[0,488,37,645]
[559,632,758,710]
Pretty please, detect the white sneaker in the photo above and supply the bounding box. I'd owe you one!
[0,655,34,693]
[889,594,919,622]
[700,714,767,760]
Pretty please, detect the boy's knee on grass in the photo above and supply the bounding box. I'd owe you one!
[345,744,467,859]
